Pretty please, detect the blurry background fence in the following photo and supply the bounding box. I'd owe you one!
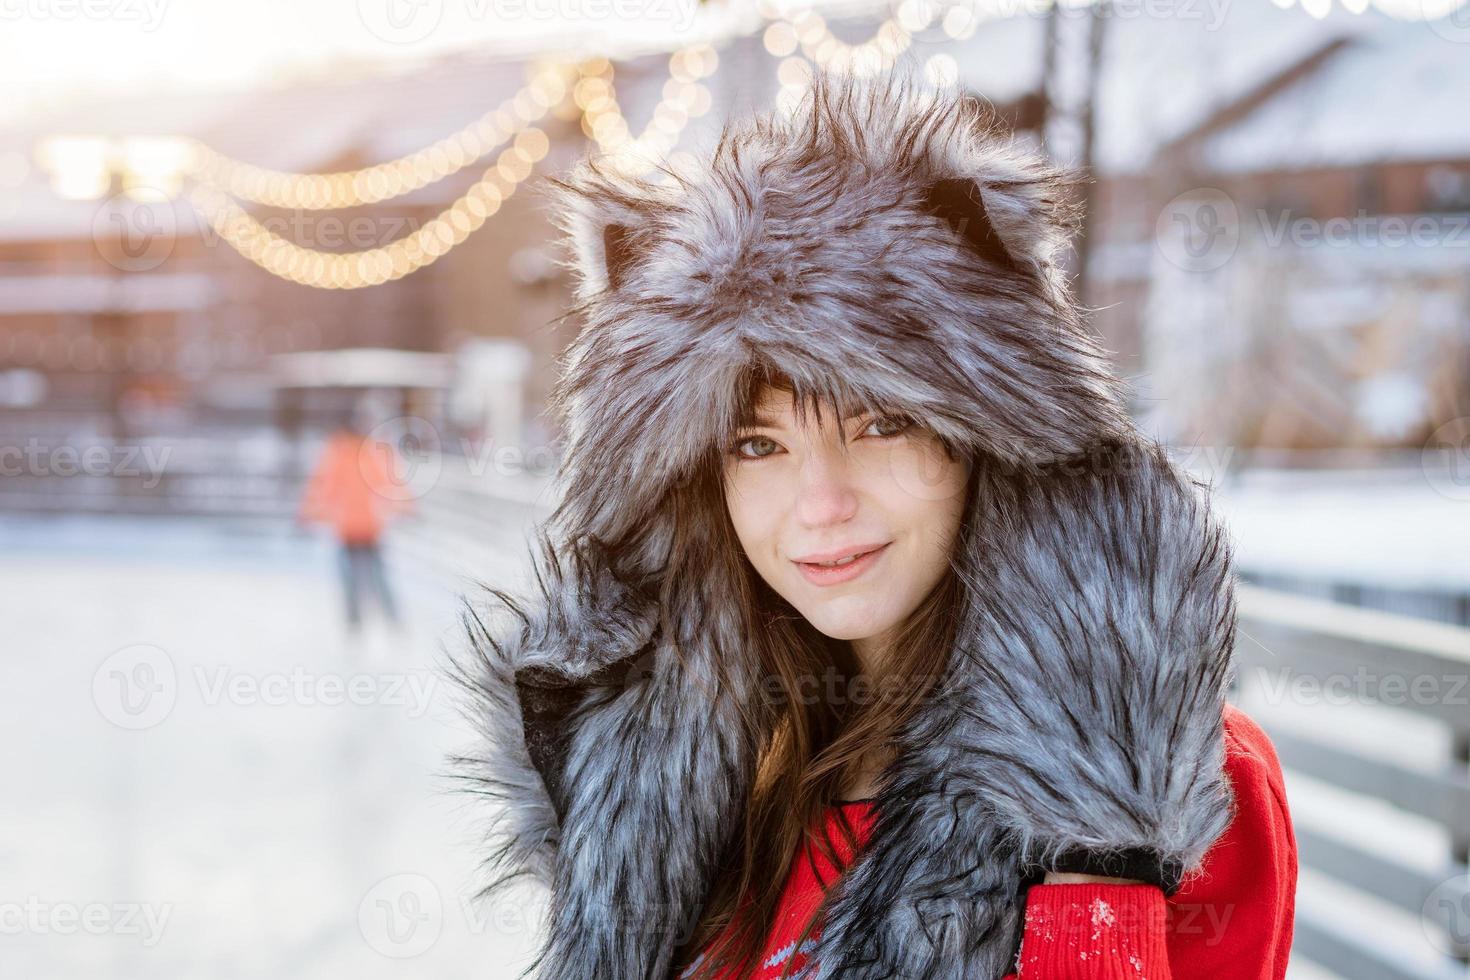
[1235,587,1470,979]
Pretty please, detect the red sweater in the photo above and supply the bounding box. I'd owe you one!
[687,703,1297,979]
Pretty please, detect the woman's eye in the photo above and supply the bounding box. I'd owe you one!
[732,435,780,459]
[861,415,911,439]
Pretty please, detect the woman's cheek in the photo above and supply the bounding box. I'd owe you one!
[881,439,965,505]
[725,464,785,548]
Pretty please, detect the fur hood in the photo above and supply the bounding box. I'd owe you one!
[451,64,1238,979]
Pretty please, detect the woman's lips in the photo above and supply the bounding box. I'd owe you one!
[793,542,890,587]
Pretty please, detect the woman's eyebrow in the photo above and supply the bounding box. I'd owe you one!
[746,407,871,428]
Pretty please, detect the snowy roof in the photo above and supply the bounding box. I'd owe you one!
[1090,0,1393,173]
[1199,19,1470,173]
[699,0,1395,175]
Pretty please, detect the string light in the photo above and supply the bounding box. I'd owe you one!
[760,0,926,79]
[187,127,548,289]
[189,60,574,210]
[184,45,717,287]
[574,43,718,178]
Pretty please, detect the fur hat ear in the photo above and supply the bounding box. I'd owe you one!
[923,177,1025,276]
[602,222,635,292]
[538,163,665,304]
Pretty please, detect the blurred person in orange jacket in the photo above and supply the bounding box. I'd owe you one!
[297,402,415,632]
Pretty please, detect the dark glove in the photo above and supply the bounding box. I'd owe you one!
[514,646,656,822]
[959,438,1237,897]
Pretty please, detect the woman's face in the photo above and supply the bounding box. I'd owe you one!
[721,385,970,661]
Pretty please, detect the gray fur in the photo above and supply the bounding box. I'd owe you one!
[449,61,1238,980]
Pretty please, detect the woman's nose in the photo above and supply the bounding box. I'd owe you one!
[793,449,859,528]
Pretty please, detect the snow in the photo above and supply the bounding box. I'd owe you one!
[1204,467,1470,592]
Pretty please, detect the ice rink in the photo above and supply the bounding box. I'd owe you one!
[0,515,549,979]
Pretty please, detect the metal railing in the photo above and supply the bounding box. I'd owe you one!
[1235,584,1470,980]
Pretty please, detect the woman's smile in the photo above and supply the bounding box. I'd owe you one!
[792,541,891,587]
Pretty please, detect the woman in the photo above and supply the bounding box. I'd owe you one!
[451,63,1297,979]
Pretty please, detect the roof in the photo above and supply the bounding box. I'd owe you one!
[1198,19,1470,173]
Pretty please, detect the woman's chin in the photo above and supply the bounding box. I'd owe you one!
[794,597,892,645]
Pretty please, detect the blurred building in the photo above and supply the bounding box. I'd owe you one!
[1090,20,1470,453]
[1,1,1460,502]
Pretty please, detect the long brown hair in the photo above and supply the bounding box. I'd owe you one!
[670,359,977,979]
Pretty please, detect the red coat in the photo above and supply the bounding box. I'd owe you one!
[709,702,1296,979]
[297,432,413,544]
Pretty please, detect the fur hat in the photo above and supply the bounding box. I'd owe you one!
[451,61,1236,979]
[539,61,1135,559]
